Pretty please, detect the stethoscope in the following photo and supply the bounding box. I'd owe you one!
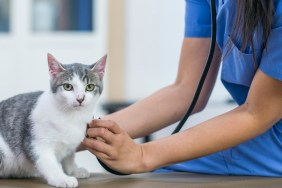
[98,0,217,175]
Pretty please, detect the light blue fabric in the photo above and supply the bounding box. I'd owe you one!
[156,0,282,176]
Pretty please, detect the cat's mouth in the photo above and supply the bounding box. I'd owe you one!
[73,103,85,109]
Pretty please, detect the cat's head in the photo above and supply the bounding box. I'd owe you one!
[47,53,106,111]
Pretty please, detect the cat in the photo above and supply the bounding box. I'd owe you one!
[0,53,107,187]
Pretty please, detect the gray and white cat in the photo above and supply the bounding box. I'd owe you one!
[0,53,106,187]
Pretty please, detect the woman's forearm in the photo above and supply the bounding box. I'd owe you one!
[104,84,195,139]
[140,105,271,172]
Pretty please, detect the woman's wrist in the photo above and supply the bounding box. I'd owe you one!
[128,143,148,174]
[134,142,160,173]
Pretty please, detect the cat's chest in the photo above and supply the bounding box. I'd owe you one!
[34,114,89,150]
[34,119,87,161]
[54,124,85,155]
[47,118,87,144]
[54,121,87,159]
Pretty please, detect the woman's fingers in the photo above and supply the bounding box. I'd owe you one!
[82,137,116,158]
[89,119,122,134]
[86,119,122,145]
[86,127,115,144]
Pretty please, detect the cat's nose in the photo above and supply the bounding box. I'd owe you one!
[76,96,85,104]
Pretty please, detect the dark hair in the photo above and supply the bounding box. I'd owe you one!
[231,0,274,63]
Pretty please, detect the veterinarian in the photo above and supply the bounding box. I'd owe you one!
[83,0,282,176]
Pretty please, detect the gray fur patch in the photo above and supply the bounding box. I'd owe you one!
[50,63,103,94]
[0,91,43,162]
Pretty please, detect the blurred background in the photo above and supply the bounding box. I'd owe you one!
[0,0,236,173]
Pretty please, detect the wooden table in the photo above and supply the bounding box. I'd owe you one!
[1,172,282,188]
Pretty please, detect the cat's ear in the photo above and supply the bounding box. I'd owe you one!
[47,53,65,79]
[90,54,107,78]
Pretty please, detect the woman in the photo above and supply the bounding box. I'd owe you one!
[83,0,282,176]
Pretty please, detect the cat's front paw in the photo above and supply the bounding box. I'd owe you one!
[72,167,90,179]
[48,176,78,188]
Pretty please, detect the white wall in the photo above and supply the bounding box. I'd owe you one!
[125,0,183,100]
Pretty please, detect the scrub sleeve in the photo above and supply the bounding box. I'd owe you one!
[259,1,282,82]
[156,0,282,176]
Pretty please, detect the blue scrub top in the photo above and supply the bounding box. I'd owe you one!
[157,0,282,176]
[185,0,282,115]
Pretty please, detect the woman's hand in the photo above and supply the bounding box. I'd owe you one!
[82,119,146,174]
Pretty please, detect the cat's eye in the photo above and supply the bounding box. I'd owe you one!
[86,84,95,91]
[63,83,73,91]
